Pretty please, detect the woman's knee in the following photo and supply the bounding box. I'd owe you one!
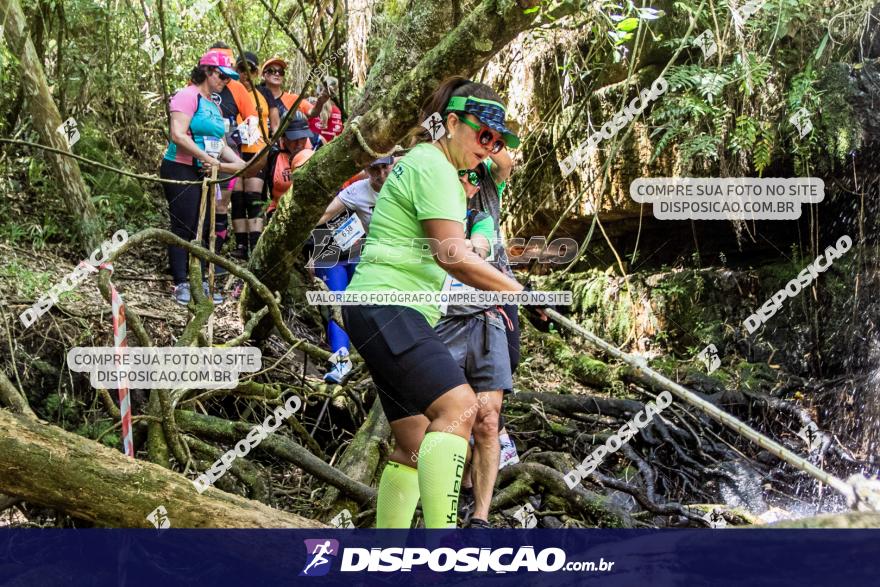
[425,385,474,420]
[390,446,419,468]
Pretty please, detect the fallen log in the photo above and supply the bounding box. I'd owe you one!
[765,512,880,528]
[0,409,323,528]
[174,410,376,505]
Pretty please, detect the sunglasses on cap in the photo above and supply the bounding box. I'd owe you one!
[457,116,505,155]
[458,169,481,188]
[209,68,230,81]
[264,67,285,76]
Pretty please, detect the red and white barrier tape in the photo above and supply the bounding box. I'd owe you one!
[81,261,134,458]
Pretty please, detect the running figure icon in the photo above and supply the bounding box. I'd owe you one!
[301,540,337,576]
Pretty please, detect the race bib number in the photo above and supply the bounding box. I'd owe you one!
[332,213,366,251]
[203,137,223,158]
[238,121,260,145]
[439,273,477,315]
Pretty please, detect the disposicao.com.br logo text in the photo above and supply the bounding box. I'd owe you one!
[299,540,615,575]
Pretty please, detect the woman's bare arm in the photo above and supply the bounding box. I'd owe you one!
[218,145,246,175]
[488,150,513,183]
[422,218,521,292]
[317,196,348,225]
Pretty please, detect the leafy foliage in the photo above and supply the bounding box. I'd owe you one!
[642,1,863,174]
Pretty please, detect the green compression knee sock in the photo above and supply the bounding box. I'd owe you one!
[418,432,468,528]
[376,461,420,528]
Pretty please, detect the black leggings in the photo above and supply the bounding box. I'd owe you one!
[231,191,264,221]
[231,151,266,224]
[160,159,211,285]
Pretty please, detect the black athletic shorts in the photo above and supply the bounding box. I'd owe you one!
[343,305,468,422]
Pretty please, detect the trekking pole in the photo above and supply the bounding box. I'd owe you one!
[544,308,880,511]
[207,167,218,345]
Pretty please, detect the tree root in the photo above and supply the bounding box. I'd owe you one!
[320,398,390,521]
[529,450,707,526]
[494,460,632,527]
[0,409,322,527]
[98,227,330,362]
[185,435,269,502]
[0,369,35,418]
[174,410,376,505]
[219,307,271,348]
[83,227,341,473]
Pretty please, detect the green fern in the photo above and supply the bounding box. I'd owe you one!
[680,134,722,162]
[753,126,774,175]
[730,115,759,155]
[735,53,772,96]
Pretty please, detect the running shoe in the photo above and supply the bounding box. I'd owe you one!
[203,282,223,305]
[230,244,248,260]
[173,283,191,305]
[465,518,492,529]
[324,348,352,384]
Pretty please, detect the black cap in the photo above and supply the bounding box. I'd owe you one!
[236,51,259,69]
[285,111,312,141]
[370,156,394,167]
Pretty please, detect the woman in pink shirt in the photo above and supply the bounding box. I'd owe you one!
[160,51,246,305]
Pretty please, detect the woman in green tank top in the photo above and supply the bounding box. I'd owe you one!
[342,77,523,528]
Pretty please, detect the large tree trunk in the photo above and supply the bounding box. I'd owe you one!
[0,0,101,252]
[243,0,543,335]
[0,410,323,528]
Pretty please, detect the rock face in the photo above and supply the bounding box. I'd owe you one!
[846,62,880,145]
[482,13,876,272]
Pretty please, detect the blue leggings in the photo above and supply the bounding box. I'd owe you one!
[314,260,358,354]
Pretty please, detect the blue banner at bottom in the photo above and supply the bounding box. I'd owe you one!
[0,529,877,586]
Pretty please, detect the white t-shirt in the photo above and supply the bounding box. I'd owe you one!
[337,178,378,230]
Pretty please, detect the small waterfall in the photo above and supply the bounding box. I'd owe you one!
[856,346,880,462]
